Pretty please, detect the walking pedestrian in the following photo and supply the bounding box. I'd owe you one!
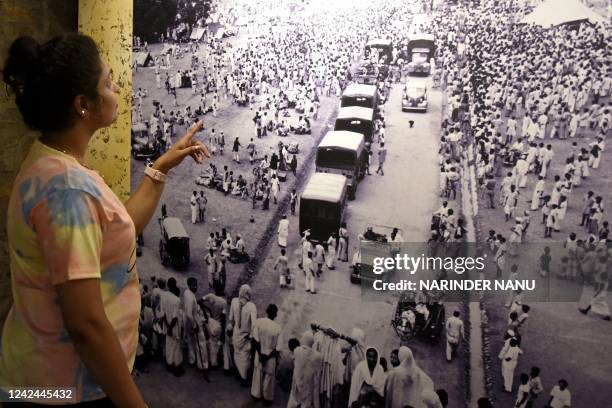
[326,232,337,270]
[376,143,387,175]
[499,338,522,393]
[445,310,464,361]
[277,215,289,248]
[232,137,241,163]
[274,249,291,288]
[290,189,298,215]
[338,223,349,262]
[198,191,207,222]
[251,304,282,404]
[190,190,198,224]
[303,252,316,294]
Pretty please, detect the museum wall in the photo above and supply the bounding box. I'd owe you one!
[0,0,133,326]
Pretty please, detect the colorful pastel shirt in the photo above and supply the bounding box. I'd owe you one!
[0,140,140,403]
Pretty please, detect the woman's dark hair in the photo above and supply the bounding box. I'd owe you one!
[2,34,102,132]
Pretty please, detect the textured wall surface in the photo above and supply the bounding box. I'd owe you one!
[0,0,78,326]
[79,0,133,201]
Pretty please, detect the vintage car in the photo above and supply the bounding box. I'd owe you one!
[159,217,190,270]
[350,225,403,284]
[402,81,428,112]
[131,123,162,160]
[354,61,379,85]
[391,290,445,344]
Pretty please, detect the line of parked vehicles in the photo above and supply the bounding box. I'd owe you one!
[297,35,446,343]
[299,30,436,243]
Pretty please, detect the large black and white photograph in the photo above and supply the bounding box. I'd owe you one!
[130,0,610,406]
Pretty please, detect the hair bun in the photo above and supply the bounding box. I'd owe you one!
[2,36,41,93]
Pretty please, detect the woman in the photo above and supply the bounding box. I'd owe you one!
[227,285,257,385]
[1,35,208,407]
[384,346,435,408]
[0,34,208,407]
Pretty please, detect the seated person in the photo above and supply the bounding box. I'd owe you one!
[363,227,377,241]
[399,309,416,332]
[255,184,265,200]
[231,180,242,196]
[277,120,289,136]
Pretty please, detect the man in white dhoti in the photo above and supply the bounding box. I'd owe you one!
[299,231,313,269]
[303,252,316,294]
[348,347,385,407]
[288,331,322,408]
[530,176,545,211]
[445,310,464,361]
[160,279,183,375]
[499,338,522,392]
[278,215,290,248]
[273,248,291,288]
[513,156,529,188]
[326,233,337,270]
[190,190,198,224]
[180,278,210,379]
[251,304,282,403]
[228,284,257,385]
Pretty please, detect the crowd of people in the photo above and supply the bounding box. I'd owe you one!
[428,0,610,406]
[137,274,459,407]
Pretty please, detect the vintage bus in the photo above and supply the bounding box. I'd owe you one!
[316,131,367,199]
[334,106,375,143]
[299,173,348,243]
[406,34,435,76]
[341,84,378,110]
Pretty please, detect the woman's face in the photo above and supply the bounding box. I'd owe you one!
[93,60,120,128]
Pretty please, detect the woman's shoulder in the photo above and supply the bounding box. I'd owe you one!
[13,145,105,217]
[18,153,102,199]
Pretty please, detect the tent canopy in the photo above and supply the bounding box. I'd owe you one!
[159,44,174,55]
[190,28,206,41]
[133,52,153,67]
[522,0,606,27]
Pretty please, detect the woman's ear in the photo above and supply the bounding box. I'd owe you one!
[73,95,89,118]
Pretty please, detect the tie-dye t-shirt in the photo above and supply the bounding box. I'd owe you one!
[0,140,141,403]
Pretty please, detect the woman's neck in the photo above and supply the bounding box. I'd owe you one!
[39,127,92,162]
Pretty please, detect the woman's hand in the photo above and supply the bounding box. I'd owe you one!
[153,120,210,174]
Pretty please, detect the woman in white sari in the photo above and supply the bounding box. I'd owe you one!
[228,284,257,384]
[384,346,435,408]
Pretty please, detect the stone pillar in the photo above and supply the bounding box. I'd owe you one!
[79,0,133,201]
